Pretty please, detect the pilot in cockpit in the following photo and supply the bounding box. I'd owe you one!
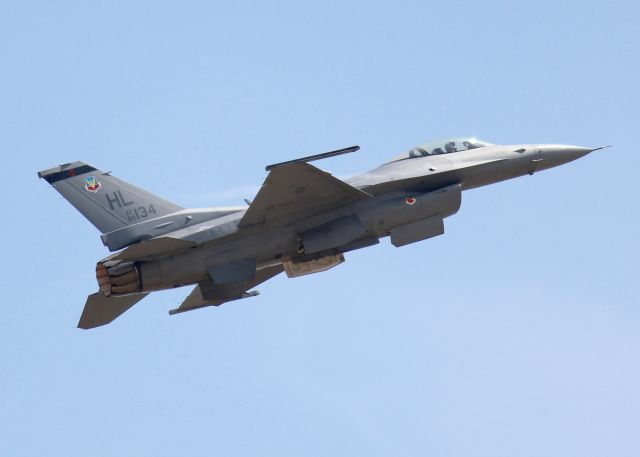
[386,137,493,164]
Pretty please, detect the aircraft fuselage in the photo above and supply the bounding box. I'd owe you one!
[38,138,601,328]
[122,143,595,294]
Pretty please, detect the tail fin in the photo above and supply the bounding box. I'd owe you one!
[37,161,183,234]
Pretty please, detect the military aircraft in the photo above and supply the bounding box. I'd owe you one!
[38,137,606,329]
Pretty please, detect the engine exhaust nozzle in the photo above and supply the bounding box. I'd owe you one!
[96,260,141,297]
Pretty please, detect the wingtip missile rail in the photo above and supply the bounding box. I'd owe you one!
[265,145,360,171]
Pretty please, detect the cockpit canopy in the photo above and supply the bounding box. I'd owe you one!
[388,137,493,163]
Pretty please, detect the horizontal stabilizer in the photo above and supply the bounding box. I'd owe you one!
[169,290,259,315]
[169,264,283,315]
[78,292,148,329]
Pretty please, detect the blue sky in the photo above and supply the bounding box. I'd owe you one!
[1,1,639,455]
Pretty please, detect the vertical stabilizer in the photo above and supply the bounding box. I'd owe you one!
[38,161,183,233]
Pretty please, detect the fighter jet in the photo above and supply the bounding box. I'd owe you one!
[38,137,605,329]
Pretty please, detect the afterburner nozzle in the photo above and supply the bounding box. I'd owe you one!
[96,261,141,297]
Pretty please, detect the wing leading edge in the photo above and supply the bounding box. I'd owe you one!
[239,162,372,227]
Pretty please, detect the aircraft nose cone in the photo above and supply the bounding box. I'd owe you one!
[540,145,595,168]
[560,145,594,160]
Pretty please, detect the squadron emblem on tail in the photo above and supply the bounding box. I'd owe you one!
[83,176,101,193]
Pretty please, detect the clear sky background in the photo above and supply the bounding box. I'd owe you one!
[1,1,639,455]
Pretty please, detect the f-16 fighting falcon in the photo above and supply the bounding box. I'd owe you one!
[38,138,607,329]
